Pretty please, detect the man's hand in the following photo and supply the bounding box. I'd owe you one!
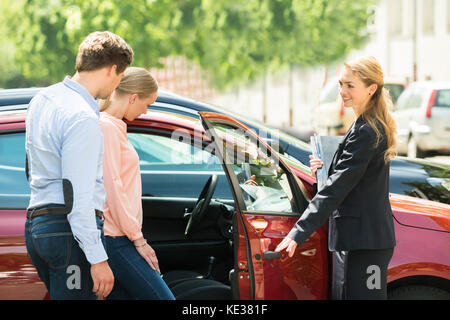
[91,260,114,300]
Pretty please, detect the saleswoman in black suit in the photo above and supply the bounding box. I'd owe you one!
[276,56,398,300]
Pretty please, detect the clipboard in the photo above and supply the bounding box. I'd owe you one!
[310,135,343,191]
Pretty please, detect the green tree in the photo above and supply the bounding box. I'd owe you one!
[2,0,182,85]
[1,0,375,89]
[174,0,376,88]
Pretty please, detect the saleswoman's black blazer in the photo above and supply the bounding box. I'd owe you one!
[288,116,396,251]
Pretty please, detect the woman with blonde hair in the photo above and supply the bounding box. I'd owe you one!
[99,67,175,300]
[276,56,397,300]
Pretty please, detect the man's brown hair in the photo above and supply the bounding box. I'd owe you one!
[75,31,133,74]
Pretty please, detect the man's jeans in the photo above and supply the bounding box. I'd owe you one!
[24,213,105,300]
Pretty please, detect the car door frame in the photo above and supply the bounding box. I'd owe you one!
[199,111,318,300]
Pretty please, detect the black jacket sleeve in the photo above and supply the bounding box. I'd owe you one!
[287,123,377,245]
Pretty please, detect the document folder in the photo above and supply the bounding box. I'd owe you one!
[310,135,343,191]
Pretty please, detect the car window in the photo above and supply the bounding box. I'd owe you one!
[209,123,300,214]
[435,89,450,107]
[384,84,404,104]
[127,132,233,199]
[403,86,425,109]
[0,132,30,209]
[395,87,412,110]
[319,80,339,104]
[390,158,450,204]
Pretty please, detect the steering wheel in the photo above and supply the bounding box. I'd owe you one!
[185,174,218,237]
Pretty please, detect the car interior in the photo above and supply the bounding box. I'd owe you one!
[129,127,239,299]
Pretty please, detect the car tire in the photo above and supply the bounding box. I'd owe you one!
[388,285,450,300]
[407,136,426,158]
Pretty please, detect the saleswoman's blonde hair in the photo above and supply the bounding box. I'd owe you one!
[345,56,397,163]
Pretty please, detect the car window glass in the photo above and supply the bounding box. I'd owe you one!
[408,92,422,108]
[319,80,339,104]
[210,123,299,214]
[127,132,233,199]
[436,89,450,107]
[390,159,450,204]
[0,132,30,208]
[128,133,222,169]
[395,87,412,110]
[384,84,404,104]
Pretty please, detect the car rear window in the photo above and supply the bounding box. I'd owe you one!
[435,89,450,107]
[385,83,404,104]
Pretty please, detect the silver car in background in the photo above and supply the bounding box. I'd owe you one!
[394,81,450,158]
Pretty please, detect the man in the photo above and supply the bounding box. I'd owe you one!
[24,31,133,299]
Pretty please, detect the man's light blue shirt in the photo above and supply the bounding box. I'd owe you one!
[25,76,108,264]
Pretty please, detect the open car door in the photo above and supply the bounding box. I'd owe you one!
[199,112,328,300]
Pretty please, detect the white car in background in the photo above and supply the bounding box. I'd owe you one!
[394,81,450,158]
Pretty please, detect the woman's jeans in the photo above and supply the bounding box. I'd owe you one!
[24,213,105,300]
[105,236,175,300]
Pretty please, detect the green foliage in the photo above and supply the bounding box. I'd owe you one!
[1,0,181,85]
[0,0,375,89]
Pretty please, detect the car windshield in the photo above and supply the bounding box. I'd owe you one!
[384,83,404,104]
[319,80,339,104]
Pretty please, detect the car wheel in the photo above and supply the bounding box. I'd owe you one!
[388,285,450,300]
[407,136,426,158]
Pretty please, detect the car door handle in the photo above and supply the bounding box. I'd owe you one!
[263,251,282,261]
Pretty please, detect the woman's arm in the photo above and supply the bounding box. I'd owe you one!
[277,124,378,251]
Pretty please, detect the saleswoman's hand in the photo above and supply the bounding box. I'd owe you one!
[309,155,323,180]
[275,236,298,258]
[134,239,161,274]
[244,175,258,186]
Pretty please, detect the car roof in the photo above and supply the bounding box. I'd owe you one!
[0,87,183,106]
[408,81,450,90]
[0,105,202,128]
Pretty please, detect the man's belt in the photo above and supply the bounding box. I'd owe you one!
[27,207,103,220]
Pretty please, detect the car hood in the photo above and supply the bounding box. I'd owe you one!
[390,193,450,233]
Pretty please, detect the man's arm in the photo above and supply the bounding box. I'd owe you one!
[61,116,114,298]
[61,116,108,264]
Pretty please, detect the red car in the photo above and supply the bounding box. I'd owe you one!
[0,108,449,300]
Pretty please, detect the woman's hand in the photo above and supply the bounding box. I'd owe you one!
[275,236,298,258]
[134,239,160,274]
[309,155,323,180]
[244,175,258,186]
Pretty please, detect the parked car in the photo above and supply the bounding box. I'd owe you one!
[0,105,449,300]
[312,77,406,136]
[1,87,449,206]
[394,81,450,158]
